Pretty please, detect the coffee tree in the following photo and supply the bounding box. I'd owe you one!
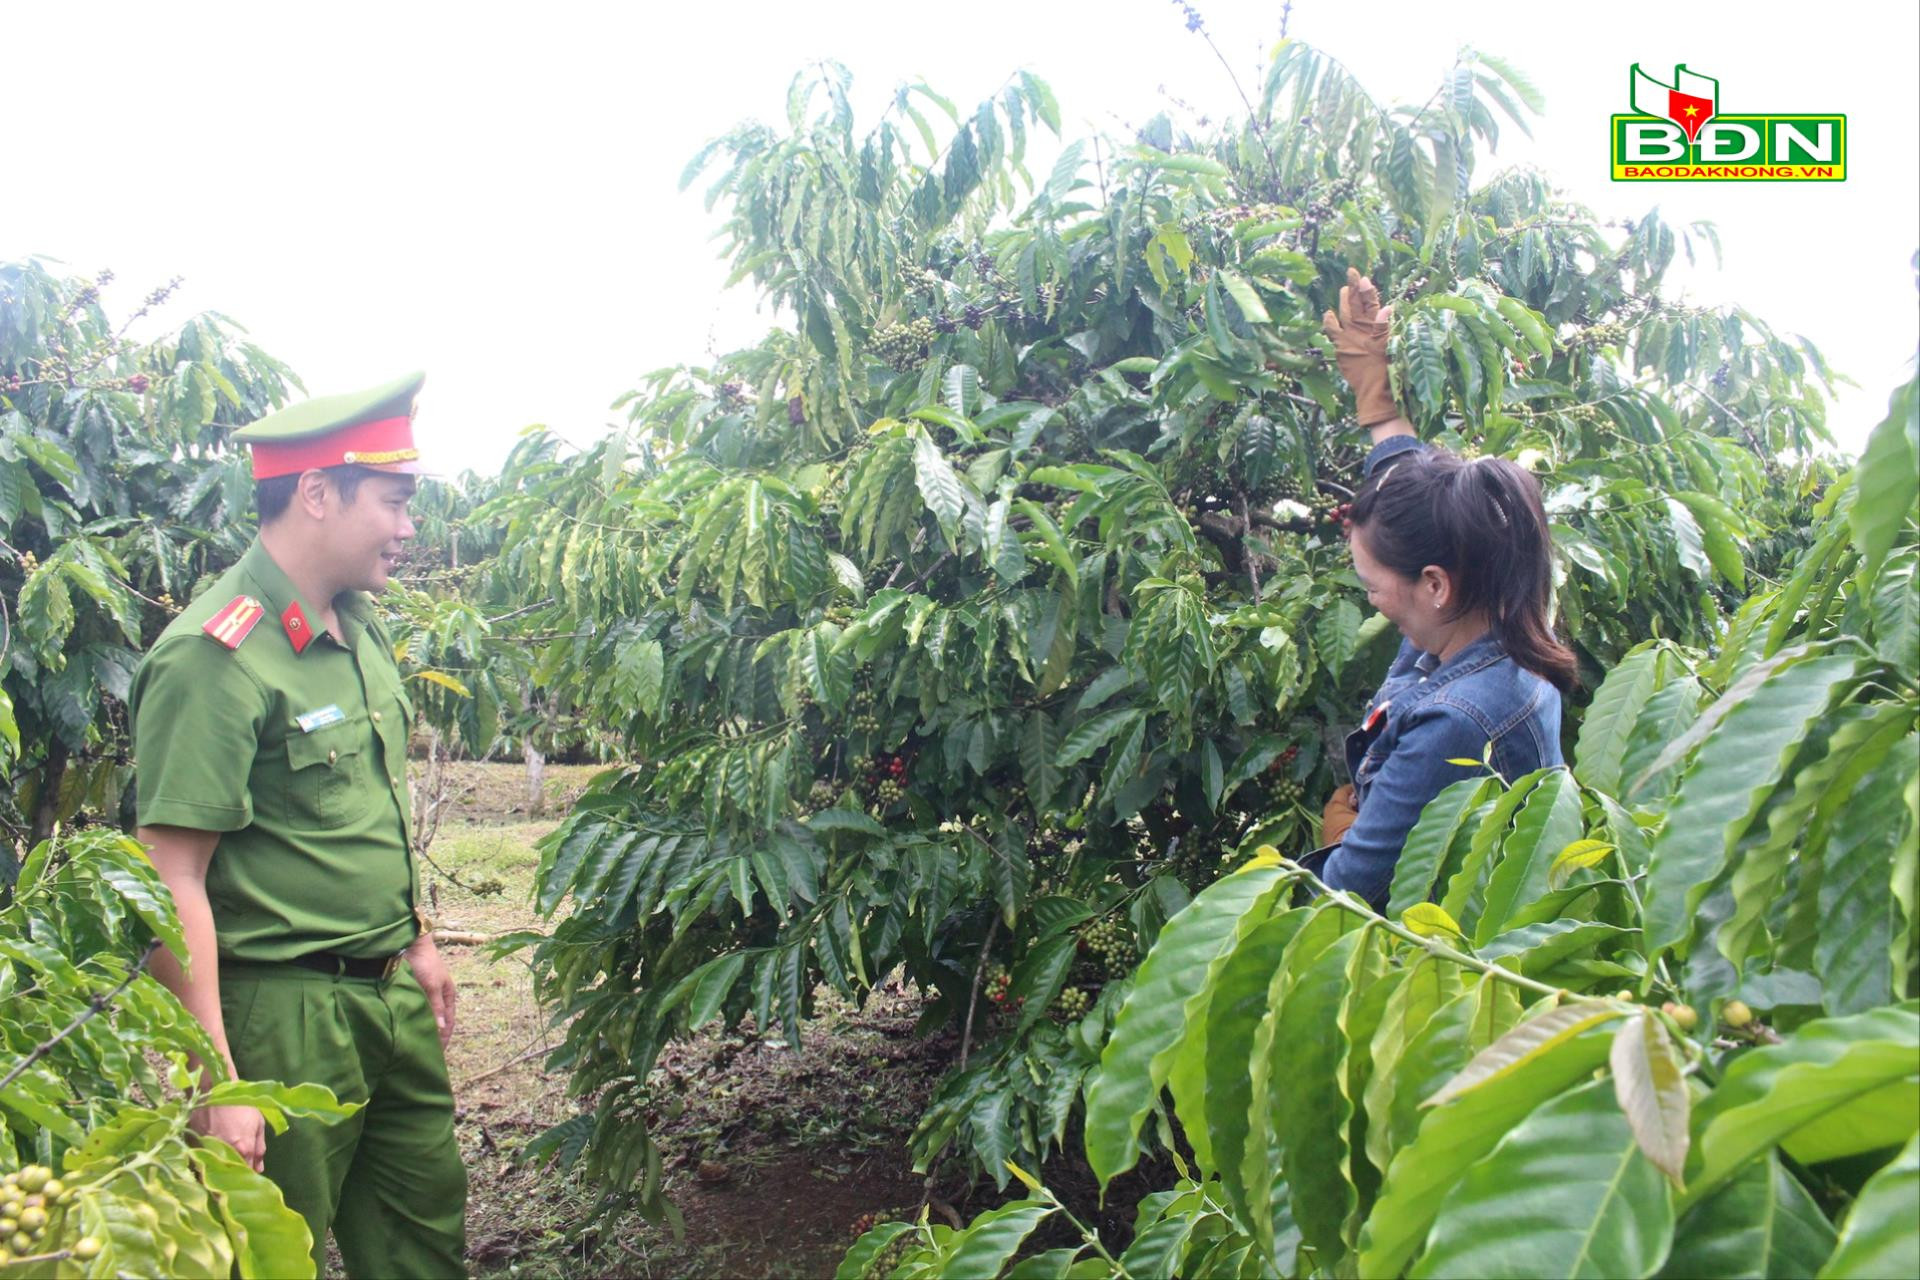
[0,259,299,862]
[482,42,1843,1211]
[0,827,355,1277]
[848,373,1919,1278]
[1,263,387,1277]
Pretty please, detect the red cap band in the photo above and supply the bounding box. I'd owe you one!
[248,414,421,480]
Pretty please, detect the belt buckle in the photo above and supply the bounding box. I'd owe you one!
[382,952,404,981]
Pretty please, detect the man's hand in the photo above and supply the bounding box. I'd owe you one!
[406,933,457,1049]
[193,1104,268,1172]
[1321,267,1401,429]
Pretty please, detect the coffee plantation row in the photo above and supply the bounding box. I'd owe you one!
[3,38,1915,1279]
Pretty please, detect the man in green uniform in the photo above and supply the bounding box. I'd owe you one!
[130,371,467,1277]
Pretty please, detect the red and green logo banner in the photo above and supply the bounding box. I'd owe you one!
[1612,64,1845,181]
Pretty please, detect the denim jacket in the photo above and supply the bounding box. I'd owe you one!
[1315,435,1564,908]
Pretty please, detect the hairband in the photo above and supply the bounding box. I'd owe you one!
[1470,458,1512,527]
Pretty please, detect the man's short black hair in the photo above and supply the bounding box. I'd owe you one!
[255,465,379,523]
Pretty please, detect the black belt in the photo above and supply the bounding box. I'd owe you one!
[283,950,406,980]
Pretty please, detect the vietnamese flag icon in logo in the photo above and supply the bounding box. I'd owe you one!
[1631,64,1718,140]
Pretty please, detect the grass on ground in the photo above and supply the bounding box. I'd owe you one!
[418,762,954,1279]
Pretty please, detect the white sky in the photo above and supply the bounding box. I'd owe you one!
[8,1,1916,471]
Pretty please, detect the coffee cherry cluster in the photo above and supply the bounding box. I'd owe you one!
[0,1165,90,1265]
[1195,201,1294,232]
[848,690,883,735]
[870,317,941,371]
[1079,917,1135,978]
[1660,1000,1700,1031]
[807,779,839,810]
[863,755,907,806]
[985,963,1020,1010]
[902,264,947,293]
[1306,495,1350,529]
[1270,776,1304,807]
[16,550,39,576]
[863,1232,915,1279]
[1576,321,1632,349]
[1265,745,1300,777]
[1052,986,1092,1022]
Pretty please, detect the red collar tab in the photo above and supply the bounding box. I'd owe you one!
[247,414,421,480]
[281,601,316,654]
[202,595,266,650]
[1364,700,1391,733]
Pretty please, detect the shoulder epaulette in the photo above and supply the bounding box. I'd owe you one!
[202,595,267,650]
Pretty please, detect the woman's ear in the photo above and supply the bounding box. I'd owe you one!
[1421,564,1454,610]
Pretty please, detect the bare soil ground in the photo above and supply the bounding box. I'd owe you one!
[418,762,959,1279]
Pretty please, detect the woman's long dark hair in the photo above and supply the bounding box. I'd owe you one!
[1347,447,1578,692]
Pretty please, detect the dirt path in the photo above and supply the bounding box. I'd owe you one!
[416,763,953,1278]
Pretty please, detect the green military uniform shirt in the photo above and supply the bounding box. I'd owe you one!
[131,538,420,961]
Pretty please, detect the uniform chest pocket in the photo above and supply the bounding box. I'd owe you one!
[284,719,367,830]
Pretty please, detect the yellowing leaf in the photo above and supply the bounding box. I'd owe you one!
[1445,758,1484,767]
[1004,1160,1042,1193]
[1401,902,1465,939]
[1610,1011,1690,1186]
[1243,844,1285,871]
[409,669,472,698]
[1549,838,1615,890]
[1425,1000,1627,1107]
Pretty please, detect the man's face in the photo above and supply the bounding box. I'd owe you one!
[324,471,417,592]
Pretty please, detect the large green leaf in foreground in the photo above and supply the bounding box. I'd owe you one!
[1411,1079,1674,1279]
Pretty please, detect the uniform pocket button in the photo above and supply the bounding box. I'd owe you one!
[328,749,338,765]
[371,711,383,723]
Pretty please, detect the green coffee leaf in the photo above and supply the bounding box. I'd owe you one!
[1819,1133,1919,1279]
[1361,1015,1619,1276]
[1084,865,1293,1187]
[1411,1079,1675,1279]
[1426,1000,1627,1108]
[1659,1155,1834,1280]
[1686,1002,1920,1207]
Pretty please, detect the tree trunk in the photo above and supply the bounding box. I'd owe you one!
[522,687,547,815]
[29,739,70,848]
[525,738,546,815]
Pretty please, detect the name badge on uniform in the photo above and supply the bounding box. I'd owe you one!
[296,705,347,733]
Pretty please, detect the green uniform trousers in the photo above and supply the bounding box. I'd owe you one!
[220,960,467,1278]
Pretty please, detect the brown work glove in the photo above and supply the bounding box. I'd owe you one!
[1320,783,1360,847]
[1320,267,1399,427]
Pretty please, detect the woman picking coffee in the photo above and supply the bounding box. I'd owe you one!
[1309,269,1575,910]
